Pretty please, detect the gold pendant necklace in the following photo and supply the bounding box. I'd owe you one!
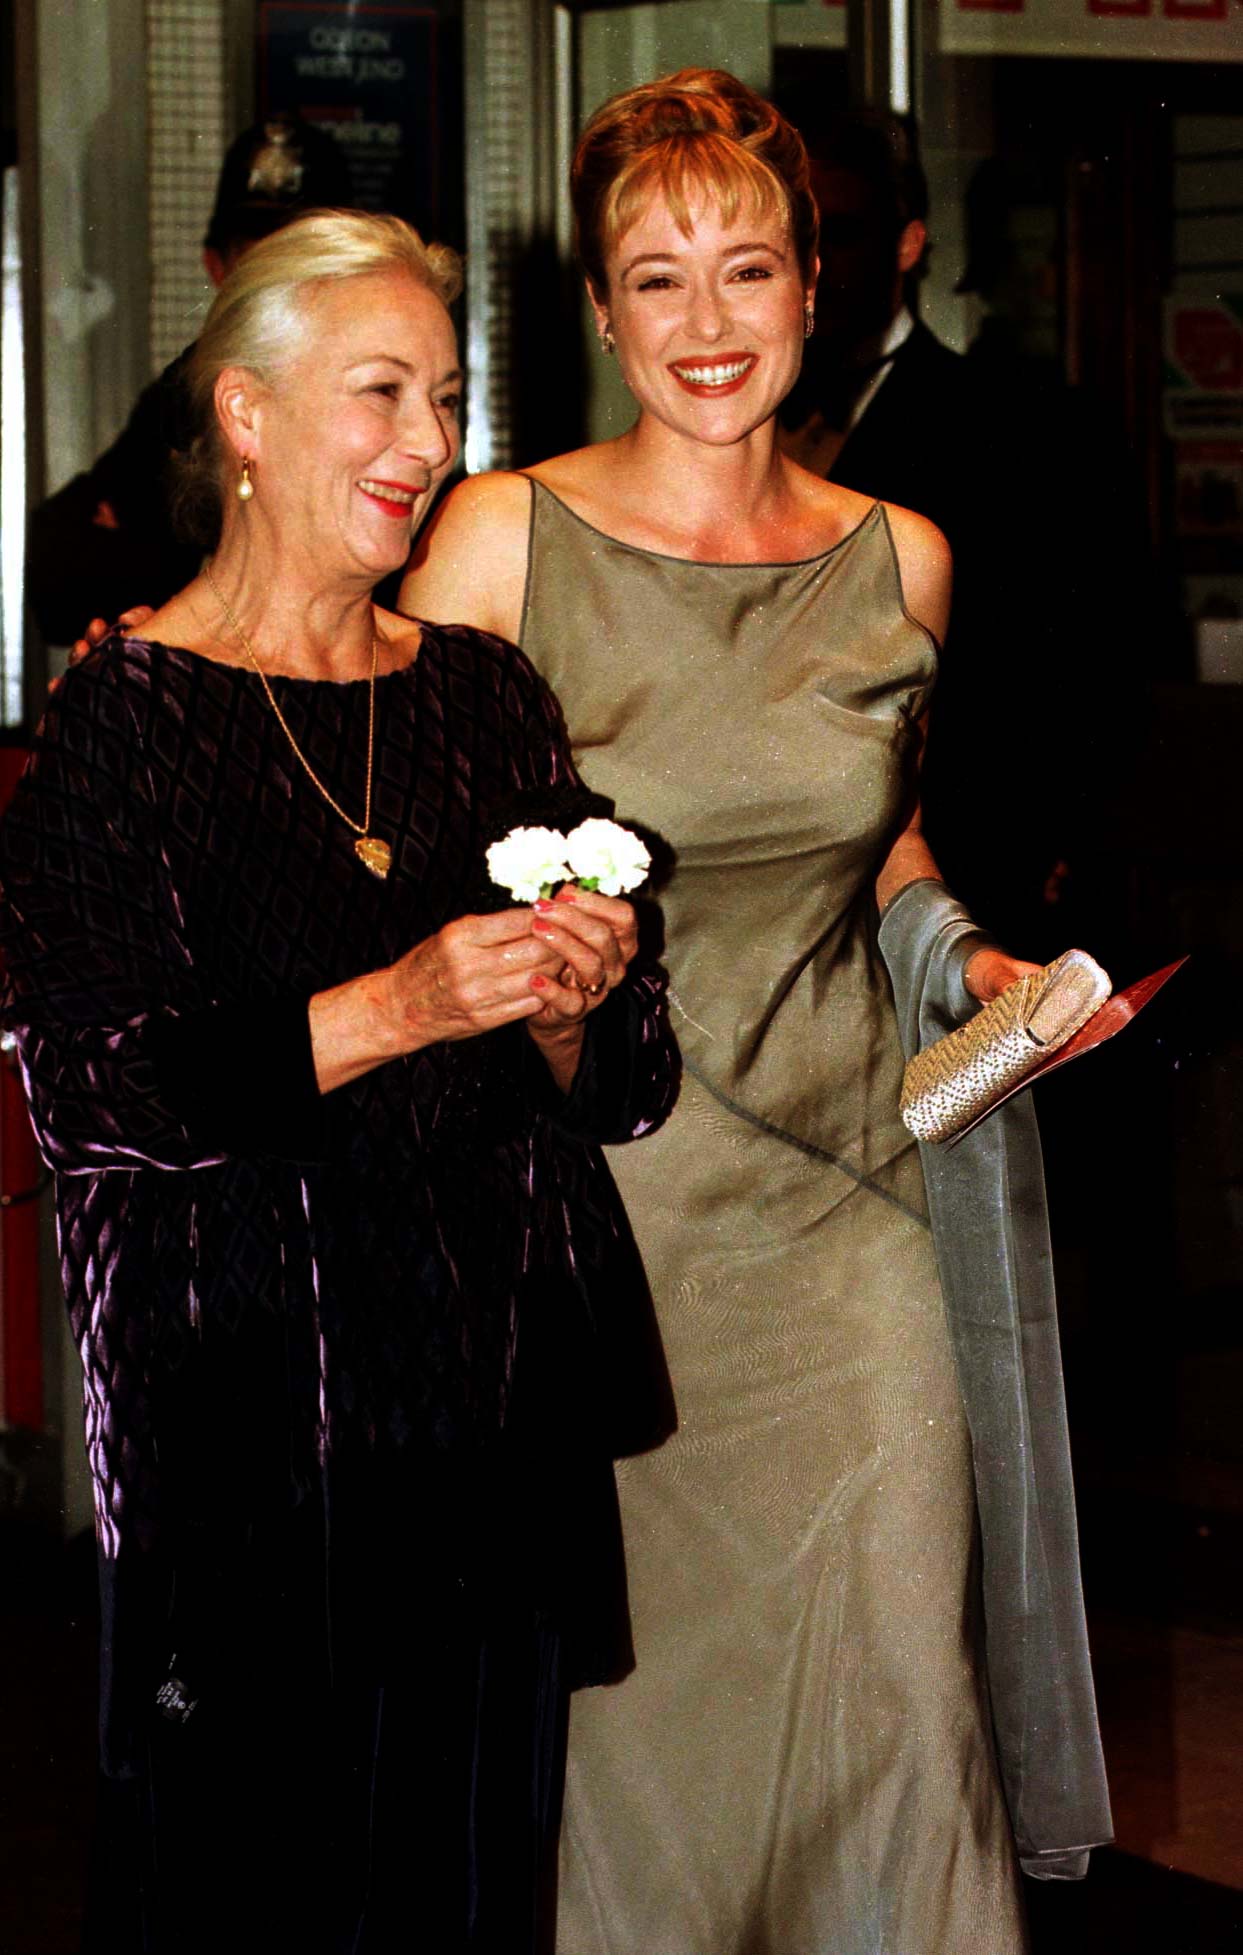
[205,563,392,878]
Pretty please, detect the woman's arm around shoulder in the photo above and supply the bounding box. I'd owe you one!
[882,501,953,650]
[400,470,532,643]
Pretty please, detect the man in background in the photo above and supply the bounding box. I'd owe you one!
[779,108,1157,957]
[26,113,352,644]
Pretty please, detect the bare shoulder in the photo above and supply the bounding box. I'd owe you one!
[785,464,881,551]
[440,467,534,530]
[880,500,953,646]
[400,469,533,640]
[524,443,616,499]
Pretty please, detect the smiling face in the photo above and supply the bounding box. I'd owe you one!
[227,266,462,581]
[593,192,816,448]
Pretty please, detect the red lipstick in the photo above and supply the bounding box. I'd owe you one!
[666,352,758,398]
[357,478,425,519]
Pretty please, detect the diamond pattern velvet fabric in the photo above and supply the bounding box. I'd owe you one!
[0,625,678,1780]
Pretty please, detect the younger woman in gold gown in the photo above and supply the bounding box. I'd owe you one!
[404,70,1108,1955]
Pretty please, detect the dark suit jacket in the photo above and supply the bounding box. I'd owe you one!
[25,351,203,646]
[826,322,1004,551]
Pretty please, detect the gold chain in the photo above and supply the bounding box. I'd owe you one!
[204,563,391,877]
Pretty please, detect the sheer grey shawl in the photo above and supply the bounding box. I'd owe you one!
[878,877,1113,1879]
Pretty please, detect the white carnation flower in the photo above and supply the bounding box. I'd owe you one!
[486,825,571,902]
[564,818,651,896]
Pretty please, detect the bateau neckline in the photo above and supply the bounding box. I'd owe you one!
[115,631,427,686]
[529,478,883,570]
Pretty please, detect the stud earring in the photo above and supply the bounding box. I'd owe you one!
[601,326,615,356]
[803,303,815,341]
[236,457,254,502]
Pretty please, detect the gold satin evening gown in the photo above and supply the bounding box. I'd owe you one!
[518,482,1028,1955]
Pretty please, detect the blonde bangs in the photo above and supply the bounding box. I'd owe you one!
[602,133,792,263]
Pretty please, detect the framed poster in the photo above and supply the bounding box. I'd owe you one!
[258,2,456,237]
[1164,299,1243,537]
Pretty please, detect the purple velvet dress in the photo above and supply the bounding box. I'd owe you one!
[0,625,678,1952]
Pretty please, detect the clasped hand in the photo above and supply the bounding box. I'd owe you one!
[389,885,638,1052]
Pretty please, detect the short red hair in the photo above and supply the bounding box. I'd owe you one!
[572,68,819,295]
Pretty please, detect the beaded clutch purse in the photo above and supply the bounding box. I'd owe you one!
[899,948,1113,1143]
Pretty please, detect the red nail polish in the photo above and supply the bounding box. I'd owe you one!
[531,974,547,989]
[534,899,555,912]
[532,917,550,932]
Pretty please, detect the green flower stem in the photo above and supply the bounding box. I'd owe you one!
[536,877,599,898]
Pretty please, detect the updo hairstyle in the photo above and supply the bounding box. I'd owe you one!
[571,68,818,298]
[175,208,462,546]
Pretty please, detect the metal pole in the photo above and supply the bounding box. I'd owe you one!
[462,0,561,471]
[848,0,912,115]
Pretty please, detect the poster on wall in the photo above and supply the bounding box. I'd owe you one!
[1164,298,1243,538]
[942,0,1243,60]
[258,3,449,236]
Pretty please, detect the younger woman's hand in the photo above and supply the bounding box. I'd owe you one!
[963,946,1042,1004]
[530,888,638,1011]
[55,608,157,693]
[521,890,639,1088]
[73,606,154,660]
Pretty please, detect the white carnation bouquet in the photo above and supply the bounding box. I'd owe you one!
[487,816,651,903]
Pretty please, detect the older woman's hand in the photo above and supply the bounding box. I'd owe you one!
[310,910,564,1095]
[963,946,1043,1004]
[387,910,566,1044]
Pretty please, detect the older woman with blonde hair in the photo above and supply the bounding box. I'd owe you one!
[405,68,1111,1955]
[0,210,678,1952]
